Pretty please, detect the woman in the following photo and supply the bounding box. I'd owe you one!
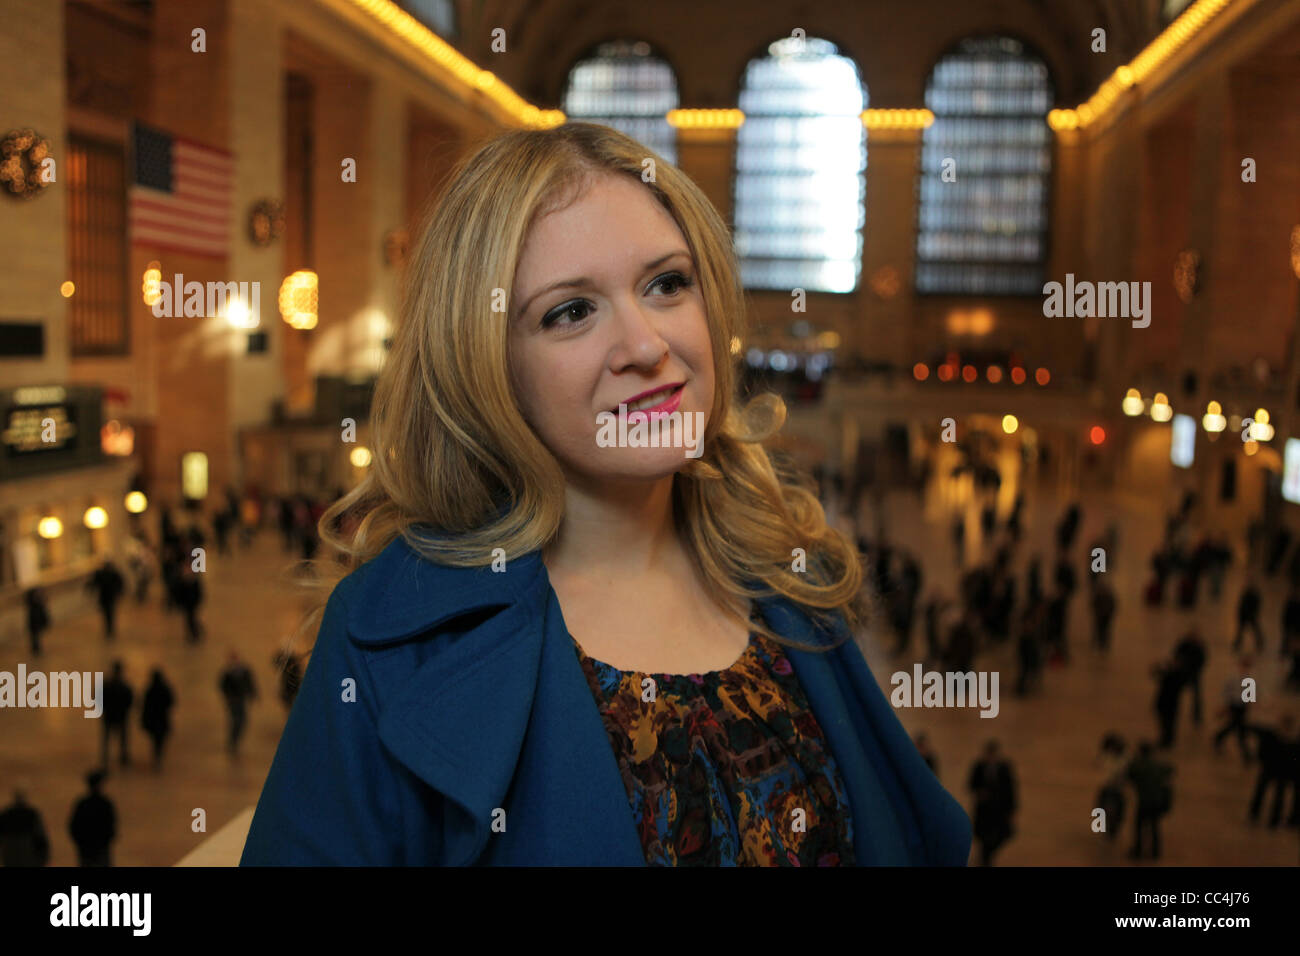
[241,122,971,866]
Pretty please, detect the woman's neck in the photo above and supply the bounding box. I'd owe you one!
[544,475,685,580]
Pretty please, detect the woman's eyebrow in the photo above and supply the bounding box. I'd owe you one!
[513,249,692,321]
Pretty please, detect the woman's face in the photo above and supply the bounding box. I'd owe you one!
[508,173,715,484]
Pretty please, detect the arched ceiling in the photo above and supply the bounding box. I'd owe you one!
[450,0,1175,107]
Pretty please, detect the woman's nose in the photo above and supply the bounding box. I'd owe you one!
[609,302,669,369]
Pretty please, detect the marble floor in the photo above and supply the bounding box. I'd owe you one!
[1,480,1297,866]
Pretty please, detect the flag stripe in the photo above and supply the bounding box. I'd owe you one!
[131,197,229,225]
[129,214,228,240]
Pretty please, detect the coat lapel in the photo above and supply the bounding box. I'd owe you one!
[754,597,916,864]
[349,536,644,866]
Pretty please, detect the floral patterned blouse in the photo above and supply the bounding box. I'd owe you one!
[570,610,857,866]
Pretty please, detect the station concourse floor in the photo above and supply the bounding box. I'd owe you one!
[1,485,1297,866]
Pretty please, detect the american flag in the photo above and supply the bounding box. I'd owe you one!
[129,122,232,258]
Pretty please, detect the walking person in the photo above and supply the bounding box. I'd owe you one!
[68,771,116,866]
[891,556,922,656]
[968,740,1017,866]
[1173,631,1208,727]
[1089,576,1117,652]
[1095,734,1128,843]
[85,559,126,640]
[100,661,133,770]
[1247,714,1298,828]
[219,652,257,757]
[1015,598,1046,697]
[1234,580,1264,653]
[141,669,176,771]
[1126,741,1174,860]
[1214,656,1255,764]
[175,564,205,642]
[1153,657,1186,749]
[24,587,50,657]
[0,787,50,866]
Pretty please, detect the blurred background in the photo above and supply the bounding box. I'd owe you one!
[0,0,1298,866]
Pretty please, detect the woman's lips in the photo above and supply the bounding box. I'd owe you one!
[618,384,684,422]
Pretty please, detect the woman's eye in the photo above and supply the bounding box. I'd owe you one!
[651,271,693,295]
[541,300,592,329]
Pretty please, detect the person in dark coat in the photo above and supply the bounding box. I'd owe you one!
[1266,527,1292,576]
[1126,741,1174,860]
[1214,656,1255,764]
[968,739,1017,866]
[140,670,176,771]
[1153,658,1186,749]
[85,560,126,639]
[1234,580,1264,653]
[68,771,116,866]
[1247,714,1298,828]
[1054,553,1077,601]
[1089,577,1117,651]
[1173,631,1208,726]
[101,661,133,769]
[219,652,257,756]
[1056,502,1081,551]
[1096,734,1128,843]
[175,564,205,642]
[0,788,50,866]
[213,506,232,554]
[1015,598,1046,697]
[943,611,978,673]
[24,588,50,657]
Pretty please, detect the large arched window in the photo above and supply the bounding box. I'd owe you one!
[733,36,867,292]
[915,36,1053,295]
[562,41,678,164]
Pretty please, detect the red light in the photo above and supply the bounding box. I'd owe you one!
[937,364,954,382]
[1011,367,1026,384]
[987,366,1003,383]
[1090,425,1105,445]
[1035,367,1050,385]
[913,363,929,381]
[962,364,977,383]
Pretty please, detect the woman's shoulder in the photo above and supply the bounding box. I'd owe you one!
[326,532,549,648]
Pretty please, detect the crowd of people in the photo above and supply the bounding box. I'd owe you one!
[2,487,326,867]
[845,467,1300,865]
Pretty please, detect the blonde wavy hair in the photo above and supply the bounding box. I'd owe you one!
[299,121,867,652]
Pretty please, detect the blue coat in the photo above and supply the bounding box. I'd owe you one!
[241,532,972,865]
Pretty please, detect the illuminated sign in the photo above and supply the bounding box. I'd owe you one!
[1283,438,1300,504]
[1171,413,1195,468]
[2,405,78,453]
